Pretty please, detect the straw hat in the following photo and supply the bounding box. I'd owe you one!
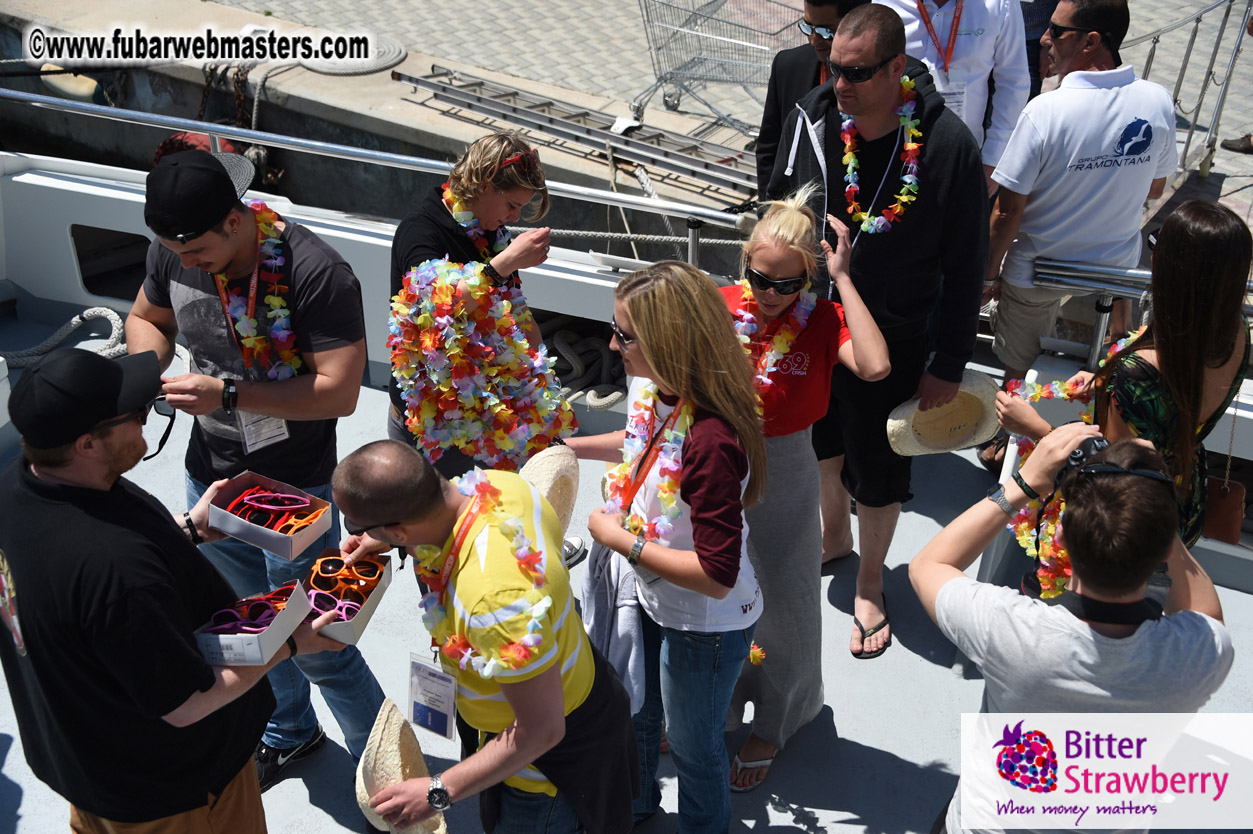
[519,444,580,534]
[356,699,447,834]
[886,370,1000,456]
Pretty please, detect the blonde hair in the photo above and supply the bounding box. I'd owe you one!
[448,130,551,221]
[741,182,820,281]
[616,261,767,507]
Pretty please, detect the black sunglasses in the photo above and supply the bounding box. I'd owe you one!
[827,53,898,84]
[745,267,806,297]
[344,518,404,538]
[610,317,637,349]
[1047,21,1095,39]
[798,20,835,40]
[94,396,177,461]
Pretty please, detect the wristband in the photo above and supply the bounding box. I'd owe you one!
[221,379,238,415]
[1012,470,1041,502]
[482,261,508,287]
[183,511,204,545]
[285,634,298,659]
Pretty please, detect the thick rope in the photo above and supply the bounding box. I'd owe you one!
[0,307,126,367]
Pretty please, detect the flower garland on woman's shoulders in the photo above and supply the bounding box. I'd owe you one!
[388,190,575,471]
[1003,329,1144,596]
[731,279,817,394]
[603,382,695,545]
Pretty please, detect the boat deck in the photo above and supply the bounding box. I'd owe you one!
[1,322,1251,834]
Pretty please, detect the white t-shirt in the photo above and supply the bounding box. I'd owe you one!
[875,0,1029,165]
[992,66,1177,288]
[936,577,1234,834]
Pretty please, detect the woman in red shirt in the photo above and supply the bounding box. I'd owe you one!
[724,185,890,792]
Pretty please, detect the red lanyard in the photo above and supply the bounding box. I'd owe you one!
[915,0,964,76]
[213,237,262,369]
[423,493,488,596]
[619,404,682,512]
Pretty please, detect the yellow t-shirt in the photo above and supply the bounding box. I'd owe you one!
[440,470,594,794]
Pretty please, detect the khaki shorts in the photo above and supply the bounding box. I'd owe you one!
[989,280,1075,372]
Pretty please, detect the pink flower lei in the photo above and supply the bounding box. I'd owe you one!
[732,279,816,393]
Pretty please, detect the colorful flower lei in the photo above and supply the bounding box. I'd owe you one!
[388,259,575,471]
[214,201,302,380]
[748,643,766,665]
[443,184,512,261]
[1003,330,1143,596]
[732,279,817,394]
[604,382,695,544]
[417,470,557,679]
[842,76,923,234]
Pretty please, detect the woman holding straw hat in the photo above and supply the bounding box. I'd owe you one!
[566,261,766,834]
[724,186,890,791]
[387,130,574,478]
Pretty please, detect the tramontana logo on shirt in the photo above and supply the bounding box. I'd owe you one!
[1067,118,1154,172]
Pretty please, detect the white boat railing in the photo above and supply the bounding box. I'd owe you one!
[0,87,755,267]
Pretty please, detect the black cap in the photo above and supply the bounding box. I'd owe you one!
[8,349,161,449]
[144,150,255,243]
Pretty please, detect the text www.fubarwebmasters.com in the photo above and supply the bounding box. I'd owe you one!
[23,25,372,66]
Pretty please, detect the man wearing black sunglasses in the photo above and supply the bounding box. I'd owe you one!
[766,3,989,659]
[0,348,346,832]
[985,0,1175,384]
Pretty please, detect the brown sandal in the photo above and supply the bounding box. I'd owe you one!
[977,430,1009,474]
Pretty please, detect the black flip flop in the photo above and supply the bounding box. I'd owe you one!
[851,594,891,659]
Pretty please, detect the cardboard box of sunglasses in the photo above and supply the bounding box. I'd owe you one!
[195,579,314,665]
[305,549,392,645]
[208,471,332,560]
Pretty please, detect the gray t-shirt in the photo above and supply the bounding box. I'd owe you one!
[936,577,1234,834]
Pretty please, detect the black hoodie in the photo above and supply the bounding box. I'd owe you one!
[766,65,989,384]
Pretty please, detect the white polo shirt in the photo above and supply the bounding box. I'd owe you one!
[992,66,1177,288]
[875,0,1029,165]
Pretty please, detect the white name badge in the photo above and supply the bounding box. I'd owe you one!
[937,78,968,122]
[409,653,458,741]
[238,411,289,454]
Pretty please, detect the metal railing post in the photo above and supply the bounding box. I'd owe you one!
[687,217,703,267]
[1087,295,1115,370]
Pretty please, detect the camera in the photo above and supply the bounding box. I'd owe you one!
[1054,435,1110,490]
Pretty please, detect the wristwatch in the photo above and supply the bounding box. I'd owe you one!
[627,532,647,566]
[221,379,238,415]
[986,484,1016,517]
[427,773,452,811]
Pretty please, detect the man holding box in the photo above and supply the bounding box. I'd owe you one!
[124,149,385,790]
[332,440,638,834]
[0,348,345,832]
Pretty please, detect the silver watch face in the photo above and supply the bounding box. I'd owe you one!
[428,777,452,810]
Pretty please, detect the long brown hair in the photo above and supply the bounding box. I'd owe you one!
[616,261,768,507]
[1094,200,1250,493]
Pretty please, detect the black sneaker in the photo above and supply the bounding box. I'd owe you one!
[561,536,589,570]
[255,724,327,792]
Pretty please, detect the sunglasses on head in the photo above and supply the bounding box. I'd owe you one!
[798,20,836,40]
[827,53,898,83]
[610,318,637,349]
[745,266,806,297]
[495,148,540,177]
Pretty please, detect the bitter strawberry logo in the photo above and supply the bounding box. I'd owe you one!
[995,721,1058,793]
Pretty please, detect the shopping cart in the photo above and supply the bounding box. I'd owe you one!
[632,0,800,136]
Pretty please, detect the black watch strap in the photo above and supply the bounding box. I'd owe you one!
[222,379,238,415]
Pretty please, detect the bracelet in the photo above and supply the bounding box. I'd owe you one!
[183,511,204,545]
[983,278,1000,287]
[221,379,238,415]
[285,634,299,659]
[1012,470,1041,501]
[481,261,508,287]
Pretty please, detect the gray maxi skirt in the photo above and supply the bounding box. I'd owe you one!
[728,427,825,749]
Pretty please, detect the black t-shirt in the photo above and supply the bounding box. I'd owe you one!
[0,459,273,821]
[387,184,491,412]
[143,217,365,486]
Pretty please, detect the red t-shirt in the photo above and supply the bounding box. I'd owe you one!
[719,285,851,437]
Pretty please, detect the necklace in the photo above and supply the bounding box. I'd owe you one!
[1003,330,1144,597]
[443,183,512,261]
[604,383,695,544]
[416,470,556,679]
[212,201,301,379]
[842,76,923,234]
[732,279,817,393]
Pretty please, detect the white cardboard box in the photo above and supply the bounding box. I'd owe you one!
[208,471,331,560]
[195,580,313,665]
[314,555,392,645]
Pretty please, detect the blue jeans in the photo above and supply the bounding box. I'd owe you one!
[493,785,582,834]
[187,473,385,759]
[633,612,755,834]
